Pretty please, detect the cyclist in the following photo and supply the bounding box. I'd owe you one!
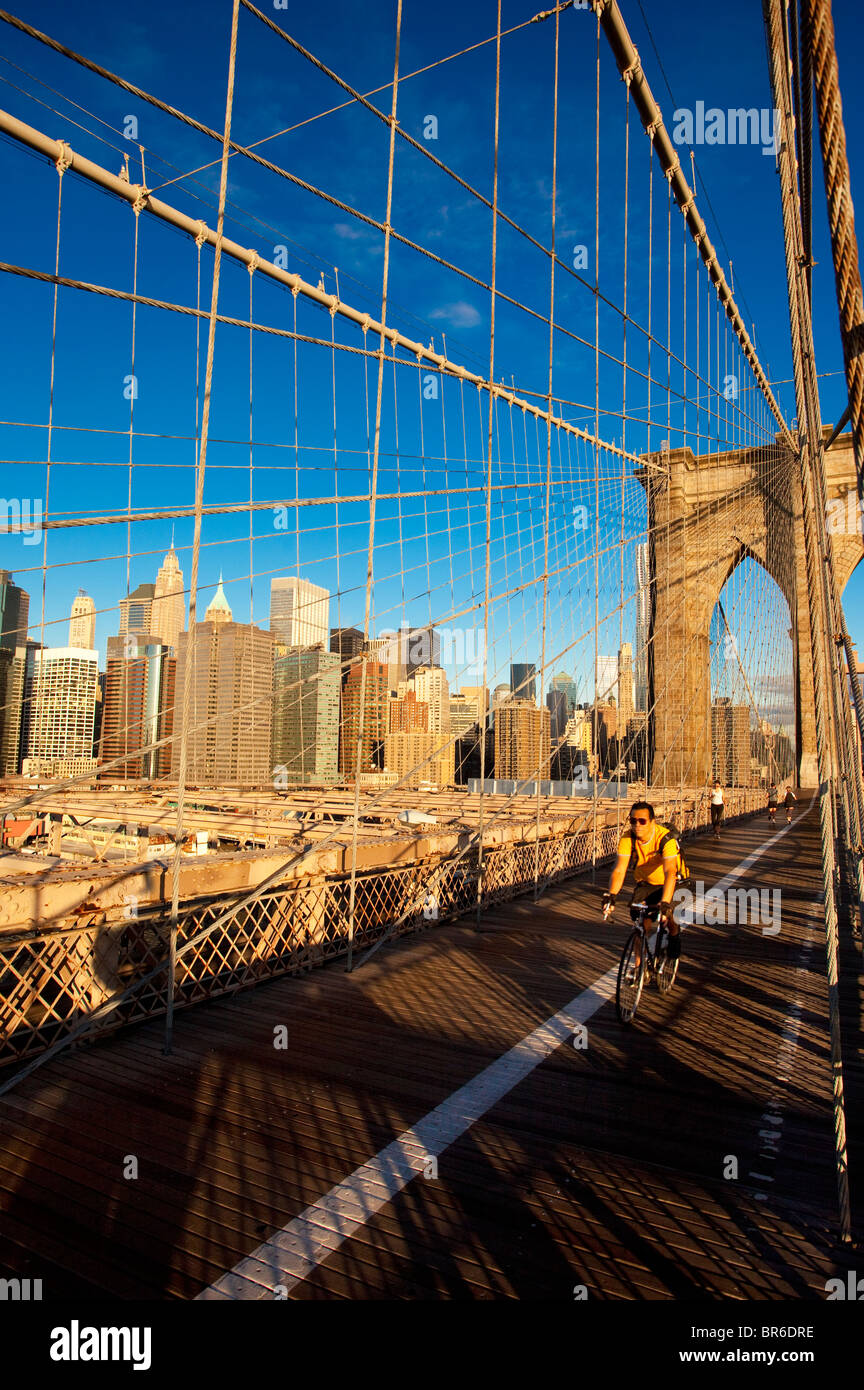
[767,783,778,824]
[784,786,797,823]
[601,801,682,961]
[710,779,725,839]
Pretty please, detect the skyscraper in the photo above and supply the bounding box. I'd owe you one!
[384,731,454,789]
[204,573,232,625]
[460,686,489,722]
[411,665,450,736]
[406,664,454,784]
[368,632,407,692]
[172,617,274,785]
[448,693,479,739]
[390,688,429,732]
[565,707,595,775]
[0,571,30,777]
[634,541,650,711]
[25,647,98,778]
[330,626,364,680]
[69,590,96,650]
[510,662,537,704]
[404,625,440,675]
[340,659,388,779]
[550,672,580,713]
[101,635,175,779]
[712,697,750,785]
[0,641,39,776]
[151,545,186,651]
[494,700,551,781]
[0,570,29,652]
[617,643,635,727]
[595,654,618,704]
[270,577,329,648]
[546,687,568,743]
[271,648,340,785]
[119,582,155,636]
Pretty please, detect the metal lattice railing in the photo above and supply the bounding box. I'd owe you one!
[0,793,764,1069]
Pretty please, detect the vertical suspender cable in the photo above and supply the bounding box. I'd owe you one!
[534,3,560,896]
[165,0,241,1052]
[346,0,403,970]
[476,0,502,926]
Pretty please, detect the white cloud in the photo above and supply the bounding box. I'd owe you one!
[333,222,368,241]
[428,300,481,329]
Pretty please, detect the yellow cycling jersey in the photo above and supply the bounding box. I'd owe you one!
[616,821,680,886]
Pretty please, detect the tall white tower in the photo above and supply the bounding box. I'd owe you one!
[69,590,96,650]
[152,543,186,651]
[270,577,329,648]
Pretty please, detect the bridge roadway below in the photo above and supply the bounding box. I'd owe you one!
[0,797,859,1300]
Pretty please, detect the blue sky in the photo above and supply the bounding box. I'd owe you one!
[0,0,861,729]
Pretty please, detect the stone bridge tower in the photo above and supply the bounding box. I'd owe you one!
[637,428,859,790]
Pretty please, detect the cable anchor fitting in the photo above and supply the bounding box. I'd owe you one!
[194,220,209,248]
[131,185,150,216]
[55,140,73,175]
[646,117,662,143]
[529,3,572,23]
[246,251,260,276]
[621,50,641,87]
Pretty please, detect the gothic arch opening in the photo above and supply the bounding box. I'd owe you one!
[708,554,796,787]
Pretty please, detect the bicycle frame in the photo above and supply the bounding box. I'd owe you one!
[614,899,678,1023]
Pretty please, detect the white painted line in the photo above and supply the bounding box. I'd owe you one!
[197,803,816,1301]
[684,800,813,922]
[196,968,617,1299]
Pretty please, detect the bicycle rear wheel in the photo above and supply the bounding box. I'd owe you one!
[616,928,645,1024]
[655,927,679,995]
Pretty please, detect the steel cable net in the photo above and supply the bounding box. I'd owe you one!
[0,0,798,1075]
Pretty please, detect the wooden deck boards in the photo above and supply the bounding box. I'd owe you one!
[0,803,858,1299]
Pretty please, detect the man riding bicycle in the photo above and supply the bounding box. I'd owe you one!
[601,801,683,960]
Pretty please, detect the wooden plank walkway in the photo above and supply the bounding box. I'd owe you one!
[0,799,859,1299]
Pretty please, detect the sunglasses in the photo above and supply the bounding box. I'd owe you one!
[629,816,649,825]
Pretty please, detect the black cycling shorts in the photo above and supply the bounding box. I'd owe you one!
[631,884,663,919]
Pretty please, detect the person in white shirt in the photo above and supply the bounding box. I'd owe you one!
[710,779,725,839]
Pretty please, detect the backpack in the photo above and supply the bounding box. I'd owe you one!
[625,823,691,887]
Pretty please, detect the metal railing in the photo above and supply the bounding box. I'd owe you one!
[0,790,765,1073]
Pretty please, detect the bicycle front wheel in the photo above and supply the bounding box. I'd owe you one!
[616,928,645,1024]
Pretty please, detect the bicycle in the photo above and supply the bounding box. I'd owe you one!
[605,899,679,1024]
